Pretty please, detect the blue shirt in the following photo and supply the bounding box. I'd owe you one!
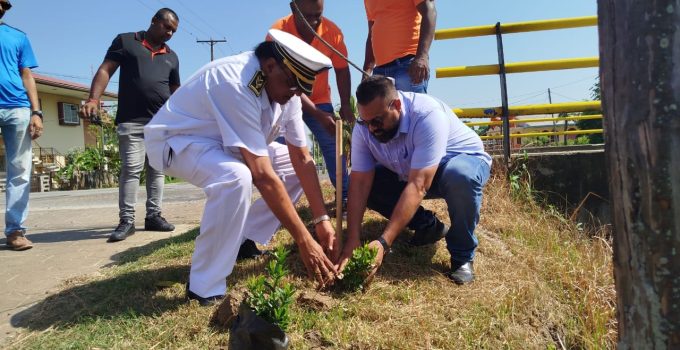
[0,23,38,108]
[351,91,492,181]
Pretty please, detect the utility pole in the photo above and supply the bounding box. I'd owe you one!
[599,0,680,347]
[196,38,227,61]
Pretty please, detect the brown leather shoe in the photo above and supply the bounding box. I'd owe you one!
[6,230,33,251]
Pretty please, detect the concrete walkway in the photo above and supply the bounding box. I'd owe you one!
[0,183,206,345]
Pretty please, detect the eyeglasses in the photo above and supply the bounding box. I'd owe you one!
[357,99,395,128]
[278,63,300,92]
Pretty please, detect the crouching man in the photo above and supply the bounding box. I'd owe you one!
[145,29,339,305]
[338,76,491,284]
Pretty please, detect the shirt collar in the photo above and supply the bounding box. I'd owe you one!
[135,31,169,56]
[397,92,410,134]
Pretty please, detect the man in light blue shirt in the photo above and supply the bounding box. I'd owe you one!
[338,75,491,284]
[0,0,43,251]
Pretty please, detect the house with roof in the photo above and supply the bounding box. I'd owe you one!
[0,73,117,191]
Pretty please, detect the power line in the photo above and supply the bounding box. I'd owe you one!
[34,70,119,85]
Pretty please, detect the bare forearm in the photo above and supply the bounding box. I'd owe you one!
[88,68,113,100]
[20,69,39,111]
[253,174,310,244]
[289,147,328,219]
[415,1,437,59]
[363,23,375,73]
[347,172,373,242]
[335,67,352,107]
[382,182,426,245]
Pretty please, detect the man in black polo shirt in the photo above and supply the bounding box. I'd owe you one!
[80,8,180,242]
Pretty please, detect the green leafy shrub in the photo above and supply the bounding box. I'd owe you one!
[245,247,296,331]
[337,243,378,292]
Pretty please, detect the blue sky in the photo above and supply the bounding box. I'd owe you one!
[5,0,598,109]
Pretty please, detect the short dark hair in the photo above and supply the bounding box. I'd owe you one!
[254,41,284,64]
[153,8,179,22]
[356,75,397,105]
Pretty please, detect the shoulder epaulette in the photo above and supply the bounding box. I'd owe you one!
[248,70,266,97]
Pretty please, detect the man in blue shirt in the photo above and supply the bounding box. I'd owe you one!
[338,75,491,284]
[0,0,43,251]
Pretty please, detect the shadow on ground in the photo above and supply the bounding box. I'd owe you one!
[10,264,190,331]
[104,227,200,267]
[0,228,111,246]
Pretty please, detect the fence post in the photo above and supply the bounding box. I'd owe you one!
[495,22,511,166]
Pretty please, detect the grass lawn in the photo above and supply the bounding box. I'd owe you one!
[7,173,615,349]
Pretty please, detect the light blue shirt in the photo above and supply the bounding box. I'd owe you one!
[351,91,492,181]
[0,23,38,108]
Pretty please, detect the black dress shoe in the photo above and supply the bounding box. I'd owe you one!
[447,260,474,285]
[409,219,449,246]
[144,213,175,231]
[186,283,224,306]
[107,220,136,242]
[236,239,263,261]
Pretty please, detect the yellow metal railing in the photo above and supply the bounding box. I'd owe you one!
[481,129,603,140]
[435,16,598,40]
[437,57,599,78]
[435,16,601,159]
[464,114,602,127]
[453,101,601,118]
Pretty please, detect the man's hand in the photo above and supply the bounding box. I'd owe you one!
[408,56,430,85]
[79,100,99,120]
[298,235,338,289]
[315,220,340,262]
[316,110,337,135]
[335,235,361,272]
[28,115,43,140]
[338,104,355,124]
[363,239,386,286]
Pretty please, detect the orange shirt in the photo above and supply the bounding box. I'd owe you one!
[270,15,348,105]
[365,0,424,67]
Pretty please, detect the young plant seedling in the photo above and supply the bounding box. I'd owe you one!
[245,246,296,331]
[336,243,378,292]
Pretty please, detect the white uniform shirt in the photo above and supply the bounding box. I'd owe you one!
[144,51,306,162]
[351,91,492,181]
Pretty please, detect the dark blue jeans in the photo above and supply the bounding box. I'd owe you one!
[303,103,349,199]
[367,154,490,262]
[373,55,428,93]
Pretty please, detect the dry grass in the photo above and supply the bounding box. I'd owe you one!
[7,173,616,349]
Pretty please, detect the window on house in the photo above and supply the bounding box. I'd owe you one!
[57,102,80,126]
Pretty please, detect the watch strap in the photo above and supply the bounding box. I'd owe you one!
[377,236,391,256]
[31,110,43,120]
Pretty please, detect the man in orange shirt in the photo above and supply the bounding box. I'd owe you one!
[229,0,353,261]
[270,0,352,207]
[363,0,436,93]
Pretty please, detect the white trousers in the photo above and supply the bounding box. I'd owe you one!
[161,141,302,298]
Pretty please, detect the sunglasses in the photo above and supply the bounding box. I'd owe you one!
[357,99,395,128]
[0,2,11,10]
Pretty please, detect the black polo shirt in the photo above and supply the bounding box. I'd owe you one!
[105,31,180,125]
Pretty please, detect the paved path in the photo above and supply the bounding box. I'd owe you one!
[0,183,206,345]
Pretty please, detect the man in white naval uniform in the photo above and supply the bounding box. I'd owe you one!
[144,29,339,305]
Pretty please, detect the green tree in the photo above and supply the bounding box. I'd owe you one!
[576,80,604,144]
